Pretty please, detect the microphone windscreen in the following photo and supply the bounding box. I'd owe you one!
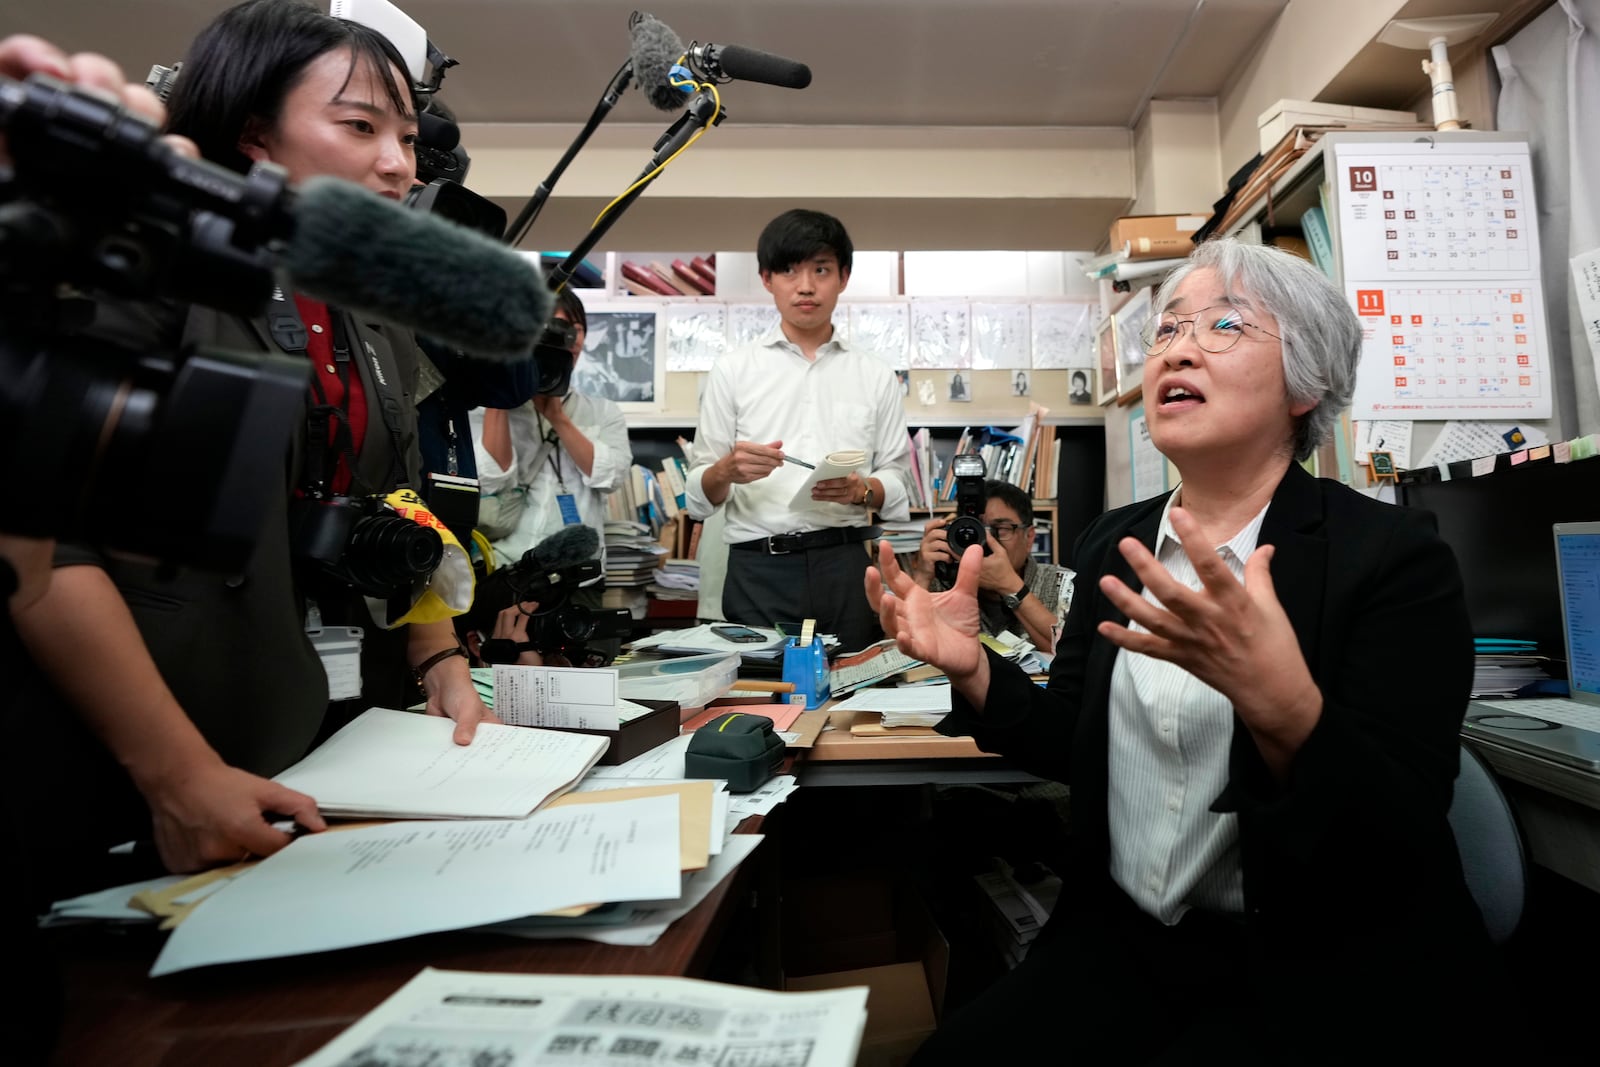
[628,12,688,111]
[287,178,554,360]
[715,44,812,89]
[526,524,600,571]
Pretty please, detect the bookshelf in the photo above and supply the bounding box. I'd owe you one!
[627,418,1105,569]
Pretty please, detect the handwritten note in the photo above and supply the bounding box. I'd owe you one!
[1572,248,1600,389]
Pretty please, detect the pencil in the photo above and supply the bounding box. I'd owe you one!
[783,454,816,470]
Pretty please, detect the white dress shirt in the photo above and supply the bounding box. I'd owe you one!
[471,391,631,564]
[685,327,912,544]
[1106,491,1270,924]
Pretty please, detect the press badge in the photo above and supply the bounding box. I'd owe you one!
[556,492,582,525]
[310,624,365,701]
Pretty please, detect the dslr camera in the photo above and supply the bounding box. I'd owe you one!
[289,496,443,602]
[936,452,992,585]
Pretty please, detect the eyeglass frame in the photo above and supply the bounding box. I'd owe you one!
[1140,304,1282,357]
[986,520,1029,542]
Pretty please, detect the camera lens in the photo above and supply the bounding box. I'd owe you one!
[558,605,596,641]
[343,514,443,593]
[945,515,989,555]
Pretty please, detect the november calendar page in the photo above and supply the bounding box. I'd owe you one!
[1333,139,1553,421]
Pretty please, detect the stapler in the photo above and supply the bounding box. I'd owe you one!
[685,712,784,793]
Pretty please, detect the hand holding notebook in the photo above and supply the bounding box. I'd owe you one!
[787,449,868,510]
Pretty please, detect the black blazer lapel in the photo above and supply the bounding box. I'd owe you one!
[1082,497,1167,725]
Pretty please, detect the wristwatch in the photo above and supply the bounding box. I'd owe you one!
[1001,585,1029,611]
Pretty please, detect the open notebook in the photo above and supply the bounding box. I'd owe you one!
[1464,522,1600,770]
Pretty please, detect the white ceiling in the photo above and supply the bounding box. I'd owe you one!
[12,0,1292,128]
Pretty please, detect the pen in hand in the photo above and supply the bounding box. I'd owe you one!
[782,454,816,470]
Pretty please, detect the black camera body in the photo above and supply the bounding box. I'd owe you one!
[936,452,992,586]
[289,495,443,602]
[0,73,312,570]
[459,553,630,667]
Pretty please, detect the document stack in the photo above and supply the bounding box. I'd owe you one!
[1471,638,1553,698]
[604,520,668,588]
[649,558,700,602]
[973,858,1061,969]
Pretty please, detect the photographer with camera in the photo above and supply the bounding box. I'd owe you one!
[904,478,1071,654]
[8,0,496,904]
[473,285,630,661]
[474,285,630,563]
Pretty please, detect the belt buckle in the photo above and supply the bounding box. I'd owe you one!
[767,532,802,555]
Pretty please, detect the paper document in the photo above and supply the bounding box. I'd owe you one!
[588,732,692,780]
[489,833,765,947]
[492,664,622,729]
[272,707,608,819]
[552,779,718,870]
[290,965,867,1067]
[152,794,683,977]
[788,449,868,509]
[834,684,952,714]
[1574,248,1600,389]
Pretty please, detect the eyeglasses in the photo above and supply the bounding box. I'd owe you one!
[1140,304,1281,357]
[986,521,1026,542]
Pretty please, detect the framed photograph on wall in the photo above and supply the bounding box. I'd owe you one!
[569,302,668,410]
[1113,287,1153,404]
[1094,314,1119,405]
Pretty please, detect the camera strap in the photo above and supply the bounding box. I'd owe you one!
[267,297,409,498]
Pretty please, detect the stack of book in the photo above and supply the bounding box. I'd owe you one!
[604,521,668,588]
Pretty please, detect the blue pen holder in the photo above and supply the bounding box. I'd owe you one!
[782,636,831,708]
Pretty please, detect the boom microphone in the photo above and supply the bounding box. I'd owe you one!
[526,523,600,572]
[686,41,812,90]
[288,178,554,360]
[627,11,690,111]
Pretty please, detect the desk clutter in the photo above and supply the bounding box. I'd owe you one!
[44,660,802,979]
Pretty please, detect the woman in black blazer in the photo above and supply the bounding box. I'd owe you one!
[869,238,1495,1064]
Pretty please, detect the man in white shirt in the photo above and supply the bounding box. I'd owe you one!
[473,287,631,570]
[686,210,911,650]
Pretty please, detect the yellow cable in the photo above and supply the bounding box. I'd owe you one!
[590,72,721,230]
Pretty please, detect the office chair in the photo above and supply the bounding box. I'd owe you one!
[1447,741,1527,945]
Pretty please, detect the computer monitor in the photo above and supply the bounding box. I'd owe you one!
[1398,458,1600,655]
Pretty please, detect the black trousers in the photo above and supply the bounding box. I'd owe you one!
[911,885,1501,1066]
[721,540,881,652]
[912,887,1257,1066]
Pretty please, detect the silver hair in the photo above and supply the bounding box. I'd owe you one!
[1149,238,1361,462]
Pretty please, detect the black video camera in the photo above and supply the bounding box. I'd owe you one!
[0,73,309,571]
[936,452,992,586]
[289,495,443,602]
[458,552,630,667]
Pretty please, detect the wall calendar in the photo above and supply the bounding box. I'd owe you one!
[1332,138,1551,421]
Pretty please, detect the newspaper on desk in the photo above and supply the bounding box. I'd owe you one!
[290,967,868,1067]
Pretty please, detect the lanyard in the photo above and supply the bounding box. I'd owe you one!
[535,409,567,493]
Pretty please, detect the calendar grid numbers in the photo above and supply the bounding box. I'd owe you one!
[1333,139,1551,421]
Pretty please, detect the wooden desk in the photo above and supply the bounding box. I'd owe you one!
[798,711,1041,788]
[47,818,764,1067]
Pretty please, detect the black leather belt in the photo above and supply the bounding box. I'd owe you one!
[730,526,881,556]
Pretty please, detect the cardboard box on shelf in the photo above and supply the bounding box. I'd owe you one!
[1108,214,1207,260]
[1256,98,1419,154]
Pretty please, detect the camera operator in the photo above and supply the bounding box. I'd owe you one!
[0,32,212,1063]
[473,285,630,655]
[903,481,1072,654]
[8,0,494,905]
